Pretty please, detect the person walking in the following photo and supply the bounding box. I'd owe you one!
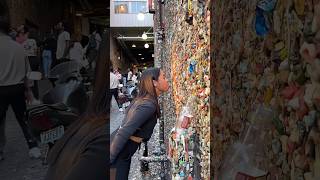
[16,25,41,104]
[55,22,70,66]
[110,69,122,112]
[110,67,169,179]
[0,1,41,160]
[127,68,133,82]
[42,38,53,78]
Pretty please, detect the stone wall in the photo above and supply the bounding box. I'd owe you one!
[155,0,211,179]
[212,0,320,179]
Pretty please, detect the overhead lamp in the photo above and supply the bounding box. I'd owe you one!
[132,44,136,48]
[142,33,148,40]
[141,58,145,60]
[138,54,142,56]
[137,12,145,21]
[144,43,149,48]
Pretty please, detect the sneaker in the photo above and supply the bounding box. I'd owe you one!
[29,147,41,159]
[119,108,124,112]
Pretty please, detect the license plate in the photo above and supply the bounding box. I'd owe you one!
[40,125,64,144]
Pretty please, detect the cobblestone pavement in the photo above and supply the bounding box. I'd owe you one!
[0,107,47,180]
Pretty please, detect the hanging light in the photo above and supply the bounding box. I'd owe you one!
[138,54,142,56]
[142,33,148,40]
[144,43,149,48]
[132,44,136,48]
[137,12,145,21]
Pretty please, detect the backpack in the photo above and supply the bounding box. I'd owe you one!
[88,34,97,49]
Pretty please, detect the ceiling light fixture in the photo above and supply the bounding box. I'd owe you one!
[141,58,145,60]
[144,43,149,48]
[132,44,136,48]
[138,54,142,56]
[137,12,145,21]
[142,33,148,40]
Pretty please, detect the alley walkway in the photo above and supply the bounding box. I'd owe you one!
[0,107,47,180]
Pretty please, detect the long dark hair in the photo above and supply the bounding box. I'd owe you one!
[130,67,161,117]
[85,31,109,122]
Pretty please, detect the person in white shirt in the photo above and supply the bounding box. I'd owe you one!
[68,33,86,69]
[16,25,40,104]
[56,22,70,63]
[110,69,122,111]
[0,2,41,160]
[127,68,133,81]
[132,73,138,85]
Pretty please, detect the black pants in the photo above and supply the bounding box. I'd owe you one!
[28,56,40,99]
[0,84,37,153]
[110,140,140,180]
[109,88,121,108]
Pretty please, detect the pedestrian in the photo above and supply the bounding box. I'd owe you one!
[132,73,138,85]
[0,1,41,160]
[55,21,70,66]
[86,27,102,69]
[68,33,85,69]
[44,32,108,180]
[16,25,40,104]
[110,68,123,112]
[110,67,169,179]
[42,38,53,78]
[127,68,133,82]
[114,68,122,84]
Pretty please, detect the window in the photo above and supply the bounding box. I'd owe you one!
[114,1,147,14]
[115,2,129,14]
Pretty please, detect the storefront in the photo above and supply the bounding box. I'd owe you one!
[154,0,211,179]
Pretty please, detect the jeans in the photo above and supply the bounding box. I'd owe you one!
[110,140,140,180]
[42,50,52,78]
[0,84,37,153]
[109,88,121,108]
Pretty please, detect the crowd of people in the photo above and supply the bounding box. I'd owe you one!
[110,67,142,112]
[1,1,108,179]
[6,22,103,104]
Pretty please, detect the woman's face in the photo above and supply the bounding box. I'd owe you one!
[154,70,169,93]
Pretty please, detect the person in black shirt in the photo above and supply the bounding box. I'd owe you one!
[110,67,169,179]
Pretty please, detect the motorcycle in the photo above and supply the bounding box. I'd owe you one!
[25,61,89,161]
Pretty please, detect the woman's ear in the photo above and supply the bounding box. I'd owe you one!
[153,80,158,87]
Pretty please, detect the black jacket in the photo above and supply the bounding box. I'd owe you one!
[110,98,157,164]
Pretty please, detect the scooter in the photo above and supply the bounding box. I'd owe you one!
[25,61,89,161]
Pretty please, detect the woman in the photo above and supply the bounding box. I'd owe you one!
[110,67,169,179]
[16,25,41,105]
[42,37,53,78]
[68,33,87,68]
[44,32,108,180]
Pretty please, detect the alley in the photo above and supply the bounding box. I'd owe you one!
[0,107,47,180]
